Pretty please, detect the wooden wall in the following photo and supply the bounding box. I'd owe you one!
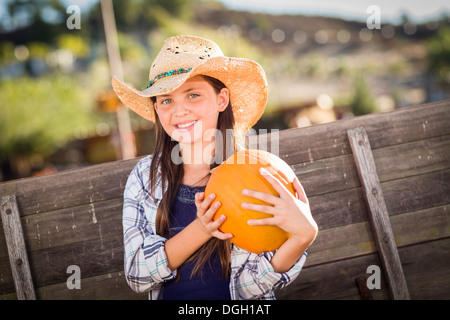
[0,100,449,299]
[273,100,450,299]
[0,157,146,299]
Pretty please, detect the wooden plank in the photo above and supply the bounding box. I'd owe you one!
[34,271,147,300]
[0,195,35,300]
[277,238,450,300]
[306,204,449,267]
[0,198,123,258]
[309,186,369,230]
[292,134,450,197]
[276,252,389,300]
[0,233,124,295]
[308,169,449,231]
[27,234,124,289]
[1,169,446,265]
[398,238,450,299]
[0,271,147,300]
[12,237,445,300]
[0,157,140,216]
[1,169,445,264]
[261,101,450,165]
[373,135,450,181]
[383,169,449,215]
[347,127,410,300]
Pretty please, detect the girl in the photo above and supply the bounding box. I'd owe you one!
[112,35,318,300]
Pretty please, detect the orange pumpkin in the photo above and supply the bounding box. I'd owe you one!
[204,149,297,254]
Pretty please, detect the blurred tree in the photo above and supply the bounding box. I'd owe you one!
[350,74,376,116]
[110,0,193,31]
[427,25,450,86]
[57,34,90,58]
[1,0,66,42]
[0,41,15,66]
[0,75,99,172]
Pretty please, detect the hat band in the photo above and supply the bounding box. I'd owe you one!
[146,67,193,88]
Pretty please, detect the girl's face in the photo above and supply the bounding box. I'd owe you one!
[154,75,229,148]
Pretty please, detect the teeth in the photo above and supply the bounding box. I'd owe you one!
[177,121,196,129]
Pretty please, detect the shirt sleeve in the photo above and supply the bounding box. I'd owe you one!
[122,159,176,294]
[229,245,307,300]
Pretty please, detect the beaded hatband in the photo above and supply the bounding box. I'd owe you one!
[146,67,193,88]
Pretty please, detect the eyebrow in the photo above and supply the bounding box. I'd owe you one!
[158,86,203,98]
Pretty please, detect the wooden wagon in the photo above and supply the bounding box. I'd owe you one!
[1,100,449,300]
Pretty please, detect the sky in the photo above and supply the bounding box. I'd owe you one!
[217,0,450,24]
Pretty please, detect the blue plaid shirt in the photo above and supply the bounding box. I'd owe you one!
[122,155,307,300]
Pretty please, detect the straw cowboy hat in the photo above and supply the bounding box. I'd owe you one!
[111,35,268,131]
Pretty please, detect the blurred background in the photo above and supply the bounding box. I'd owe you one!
[0,0,449,181]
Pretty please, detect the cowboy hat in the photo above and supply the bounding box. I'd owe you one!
[111,35,267,131]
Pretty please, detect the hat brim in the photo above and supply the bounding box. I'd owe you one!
[111,56,267,132]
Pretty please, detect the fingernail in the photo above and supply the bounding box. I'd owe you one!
[242,189,249,195]
[215,201,221,208]
[259,167,269,175]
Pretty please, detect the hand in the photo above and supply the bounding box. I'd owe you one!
[242,167,318,244]
[195,192,233,240]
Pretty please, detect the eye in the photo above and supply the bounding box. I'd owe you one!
[189,93,199,99]
[160,98,172,105]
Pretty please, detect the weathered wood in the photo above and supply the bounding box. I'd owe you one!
[292,134,450,196]
[265,101,450,165]
[34,271,147,300]
[276,252,388,300]
[2,158,445,256]
[0,195,35,300]
[0,235,124,295]
[308,169,450,231]
[28,234,124,289]
[277,238,450,300]
[1,170,447,267]
[0,170,447,296]
[305,204,449,267]
[397,238,450,299]
[347,127,410,300]
[0,270,147,300]
[0,157,140,216]
[1,202,446,296]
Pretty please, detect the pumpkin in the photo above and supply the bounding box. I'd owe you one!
[204,149,297,254]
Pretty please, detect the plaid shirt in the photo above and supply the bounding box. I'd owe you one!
[122,155,307,300]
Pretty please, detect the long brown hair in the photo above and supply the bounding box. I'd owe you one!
[149,75,243,279]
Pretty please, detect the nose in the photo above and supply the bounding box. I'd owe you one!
[173,100,190,117]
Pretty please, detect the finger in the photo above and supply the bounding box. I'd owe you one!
[259,167,290,198]
[242,188,281,206]
[293,177,308,204]
[247,217,277,226]
[210,214,234,240]
[194,191,205,206]
[196,193,215,216]
[210,212,227,228]
[241,201,277,215]
[203,201,221,220]
[212,230,234,240]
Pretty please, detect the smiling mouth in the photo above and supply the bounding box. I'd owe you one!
[176,120,197,129]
